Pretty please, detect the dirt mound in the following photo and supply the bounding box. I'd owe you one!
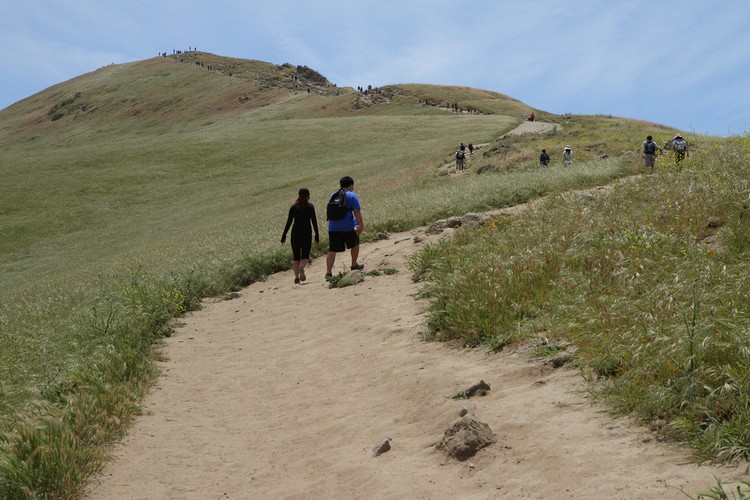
[436,411,497,461]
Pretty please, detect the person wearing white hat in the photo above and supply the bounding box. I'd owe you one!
[672,133,689,166]
[561,145,573,166]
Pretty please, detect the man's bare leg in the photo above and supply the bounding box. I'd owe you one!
[350,245,360,268]
[326,251,336,275]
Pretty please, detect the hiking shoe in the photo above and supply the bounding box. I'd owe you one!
[299,269,306,282]
[350,263,364,271]
[294,278,300,284]
[325,273,333,281]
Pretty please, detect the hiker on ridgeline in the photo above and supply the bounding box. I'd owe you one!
[562,145,573,166]
[539,148,550,167]
[642,135,659,175]
[455,149,466,171]
[281,188,320,285]
[672,133,689,166]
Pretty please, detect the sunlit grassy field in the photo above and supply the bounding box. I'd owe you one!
[0,52,717,497]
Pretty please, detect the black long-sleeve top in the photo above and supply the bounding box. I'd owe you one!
[281,202,320,240]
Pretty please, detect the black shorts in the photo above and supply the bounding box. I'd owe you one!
[328,231,359,252]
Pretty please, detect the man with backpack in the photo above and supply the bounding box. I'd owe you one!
[539,148,550,166]
[672,133,689,166]
[642,135,659,174]
[455,149,465,171]
[325,176,365,280]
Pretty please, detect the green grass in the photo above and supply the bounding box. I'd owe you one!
[1,112,524,293]
[0,51,724,497]
[692,477,750,499]
[409,134,750,463]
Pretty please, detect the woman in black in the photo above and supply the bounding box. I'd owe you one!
[281,188,320,284]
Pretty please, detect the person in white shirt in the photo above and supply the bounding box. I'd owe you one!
[561,146,573,166]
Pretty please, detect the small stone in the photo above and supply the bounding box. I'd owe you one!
[445,216,463,228]
[550,352,574,368]
[427,220,448,234]
[464,380,491,397]
[373,437,391,457]
[436,414,496,461]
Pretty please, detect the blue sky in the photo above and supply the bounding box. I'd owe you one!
[1,0,749,136]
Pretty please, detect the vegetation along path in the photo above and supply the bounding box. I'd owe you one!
[87,193,745,499]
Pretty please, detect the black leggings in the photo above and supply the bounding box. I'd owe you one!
[291,233,312,261]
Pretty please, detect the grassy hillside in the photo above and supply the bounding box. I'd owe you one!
[411,134,750,464]
[0,52,712,497]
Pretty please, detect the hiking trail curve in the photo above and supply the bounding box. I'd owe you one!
[87,124,744,500]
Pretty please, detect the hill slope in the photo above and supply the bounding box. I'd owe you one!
[0,53,541,297]
[0,52,534,143]
[2,52,721,498]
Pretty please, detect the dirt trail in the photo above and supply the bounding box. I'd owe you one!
[441,120,560,175]
[87,126,744,500]
[500,120,561,137]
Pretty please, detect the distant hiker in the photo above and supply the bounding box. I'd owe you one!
[459,142,466,152]
[672,133,689,166]
[468,143,474,156]
[539,148,550,166]
[529,112,535,122]
[325,176,365,280]
[281,188,320,284]
[455,149,466,171]
[642,135,658,174]
[562,145,573,166]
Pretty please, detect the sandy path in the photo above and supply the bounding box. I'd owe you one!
[500,120,561,137]
[87,211,744,499]
[442,120,560,175]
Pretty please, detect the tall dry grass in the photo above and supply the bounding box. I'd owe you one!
[410,133,750,462]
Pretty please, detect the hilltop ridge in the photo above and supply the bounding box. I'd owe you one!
[0,52,536,145]
[0,53,342,138]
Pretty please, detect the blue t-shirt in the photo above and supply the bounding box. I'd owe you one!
[328,190,361,232]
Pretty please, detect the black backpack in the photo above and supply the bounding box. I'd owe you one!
[644,140,656,154]
[326,189,348,221]
[456,150,465,160]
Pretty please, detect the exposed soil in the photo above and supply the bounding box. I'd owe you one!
[500,120,562,138]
